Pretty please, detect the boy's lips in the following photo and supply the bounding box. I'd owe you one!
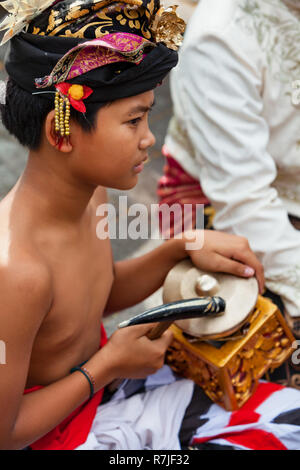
[133,155,148,173]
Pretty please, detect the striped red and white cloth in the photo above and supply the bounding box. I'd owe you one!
[76,367,300,450]
[186,381,300,450]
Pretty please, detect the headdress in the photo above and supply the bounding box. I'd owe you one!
[1,0,185,144]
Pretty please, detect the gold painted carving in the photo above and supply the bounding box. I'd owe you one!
[166,296,295,410]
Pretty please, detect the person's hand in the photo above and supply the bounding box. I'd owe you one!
[95,323,174,381]
[182,229,264,293]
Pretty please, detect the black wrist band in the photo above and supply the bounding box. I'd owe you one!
[70,366,95,400]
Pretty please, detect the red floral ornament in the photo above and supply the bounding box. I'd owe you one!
[55,83,93,113]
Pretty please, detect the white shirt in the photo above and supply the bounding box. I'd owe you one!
[165,0,300,317]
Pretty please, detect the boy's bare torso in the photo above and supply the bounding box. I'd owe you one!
[0,185,114,389]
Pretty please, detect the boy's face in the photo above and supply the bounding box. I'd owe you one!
[71,90,156,190]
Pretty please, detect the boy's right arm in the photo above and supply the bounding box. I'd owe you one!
[0,262,172,450]
[0,261,54,449]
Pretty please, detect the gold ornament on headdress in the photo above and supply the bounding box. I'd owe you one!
[151,5,186,51]
[0,0,55,45]
[0,0,148,44]
[0,1,186,49]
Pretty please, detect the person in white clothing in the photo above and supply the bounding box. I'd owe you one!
[158,0,300,346]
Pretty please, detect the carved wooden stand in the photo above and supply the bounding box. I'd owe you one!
[166,296,295,410]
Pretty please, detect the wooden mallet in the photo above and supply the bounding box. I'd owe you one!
[108,296,226,391]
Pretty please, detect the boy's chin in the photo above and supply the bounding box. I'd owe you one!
[110,176,138,191]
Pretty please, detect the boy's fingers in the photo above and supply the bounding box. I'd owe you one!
[161,328,174,347]
[152,328,174,348]
[214,255,249,277]
[230,250,265,293]
[213,254,264,293]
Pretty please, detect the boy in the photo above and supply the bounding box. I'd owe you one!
[0,0,298,451]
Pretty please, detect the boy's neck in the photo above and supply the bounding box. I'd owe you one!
[18,150,96,227]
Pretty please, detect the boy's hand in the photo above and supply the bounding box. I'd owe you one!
[182,229,264,293]
[90,324,173,384]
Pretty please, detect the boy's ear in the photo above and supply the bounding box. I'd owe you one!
[45,110,73,153]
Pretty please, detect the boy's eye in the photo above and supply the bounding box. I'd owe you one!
[128,117,142,126]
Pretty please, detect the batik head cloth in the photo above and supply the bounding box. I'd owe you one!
[3,0,185,103]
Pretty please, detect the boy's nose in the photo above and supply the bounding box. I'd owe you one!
[140,127,156,150]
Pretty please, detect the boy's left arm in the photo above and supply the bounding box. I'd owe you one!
[105,230,264,314]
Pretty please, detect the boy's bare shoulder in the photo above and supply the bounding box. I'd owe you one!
[0,193,53,320]
[0,240,53,329]
[0,253,53,296]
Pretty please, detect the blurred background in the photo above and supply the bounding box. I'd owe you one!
[0,1,198,336]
